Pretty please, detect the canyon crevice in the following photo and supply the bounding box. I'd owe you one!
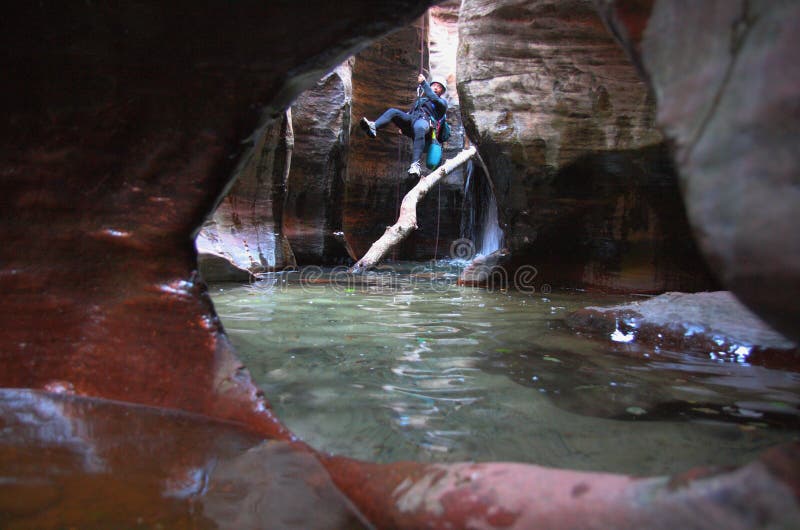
[1,1,798,528]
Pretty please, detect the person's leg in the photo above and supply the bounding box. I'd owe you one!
[411,118,430,162]
[375,108,412,132]
[361,108,412,138]
[406,118,431,177]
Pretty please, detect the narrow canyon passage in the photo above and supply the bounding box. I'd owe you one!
[1,1,798,529]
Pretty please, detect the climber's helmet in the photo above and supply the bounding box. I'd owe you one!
[430,81,446,96]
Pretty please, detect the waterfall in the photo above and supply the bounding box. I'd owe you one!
[479,195,502,256]
[460,160,504,258]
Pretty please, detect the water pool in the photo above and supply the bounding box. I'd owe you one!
[210,266,799,475]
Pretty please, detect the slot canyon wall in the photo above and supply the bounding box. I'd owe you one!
[457,0,718,293]
[595,0,800,341]
[197,1,468,276]
[284,64,354,266]
[196,111,296,278]
[343,2,469,262]
[0,0,437,433]
[1,0,799,528]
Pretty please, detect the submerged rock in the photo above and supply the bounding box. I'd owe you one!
[567,291,799,369]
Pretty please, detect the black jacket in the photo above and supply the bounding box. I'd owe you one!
[411,81,448,122]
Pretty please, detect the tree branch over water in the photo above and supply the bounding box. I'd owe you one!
[349,146,477,273]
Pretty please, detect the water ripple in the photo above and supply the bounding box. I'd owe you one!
[210,275,800,473]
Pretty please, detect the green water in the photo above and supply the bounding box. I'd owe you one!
[210,266,799,475]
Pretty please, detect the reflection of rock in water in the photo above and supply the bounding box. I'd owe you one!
[478,345,800,430]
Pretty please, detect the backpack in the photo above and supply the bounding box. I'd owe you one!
[437,117,451,143]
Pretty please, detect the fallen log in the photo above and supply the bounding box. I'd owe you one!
[349,146,477,273]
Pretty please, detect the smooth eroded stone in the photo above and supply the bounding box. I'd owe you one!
[457,0,717,293]
[567,291,799,370]
[285,65,354,265]
[596,0,800,340]
[0,390,367,529]
[0,0,434,435]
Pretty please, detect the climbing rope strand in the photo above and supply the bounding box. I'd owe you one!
[392,129,403,263]
[419,13,425,76]
[434,180,441,262]
[421,11,441,263]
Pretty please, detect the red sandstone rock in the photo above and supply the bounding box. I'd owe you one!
[196,111,297,278]
[0,0,436,437]
[596,0,800,342]
[0,390,367,529]
[2,2,799,529]
[323,445,800,529]
[457,0,716,293]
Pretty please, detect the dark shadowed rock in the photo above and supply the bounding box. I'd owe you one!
[0,390,368,530]
[0,0,435,436]
[284,64,354,265]
[196,111,296,279]
[457,0,717,293]
[596,0,800,341]
[197,251,253,282]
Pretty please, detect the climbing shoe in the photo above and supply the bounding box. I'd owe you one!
[360,117,377,138]
[407,160,421,177]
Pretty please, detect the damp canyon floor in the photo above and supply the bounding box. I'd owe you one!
[210,265,799,476]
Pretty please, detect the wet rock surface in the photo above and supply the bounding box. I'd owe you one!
[196,111,296,277]
[325,445,800,530]
[2,1,799,528]
[0,390,367,529]
[0,0,434,429]
[457,0,717,293]
[567,291,799,370]
[596,0,800,341]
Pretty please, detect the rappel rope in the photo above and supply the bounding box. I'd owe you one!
[393,13,441,264]
[392,136,402,262]
[420,13,442,264]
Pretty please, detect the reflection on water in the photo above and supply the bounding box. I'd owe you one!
[210,266,800,475]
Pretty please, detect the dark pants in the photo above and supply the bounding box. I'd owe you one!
[374,108,430,162]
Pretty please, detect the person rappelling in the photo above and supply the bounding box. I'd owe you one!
[359,74,448,178]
